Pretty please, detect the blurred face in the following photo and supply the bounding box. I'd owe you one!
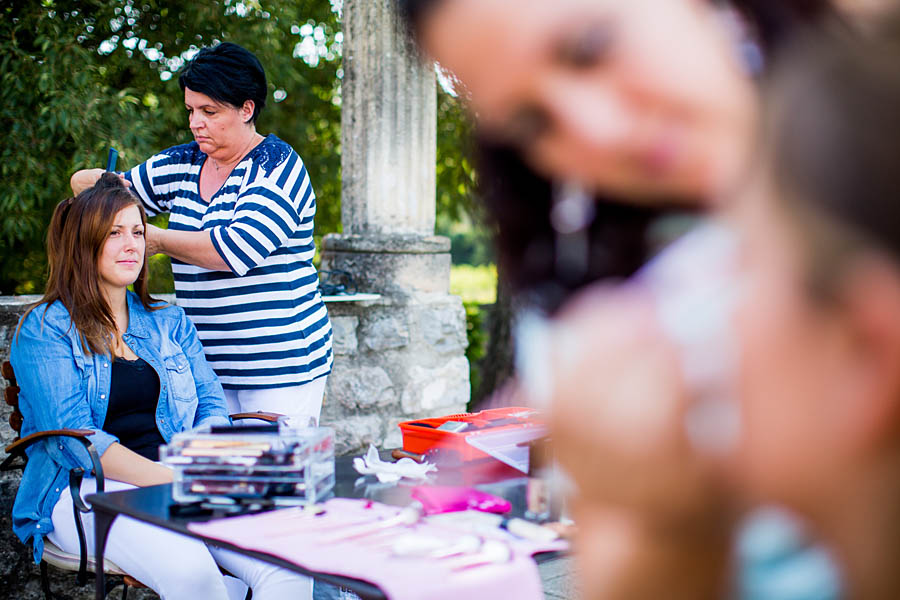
[733,174,852,508]
[421,0,756,204]
[184,87,254,158]
[98,205,145,295]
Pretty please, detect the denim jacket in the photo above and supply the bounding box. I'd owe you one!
[10,292,230,563]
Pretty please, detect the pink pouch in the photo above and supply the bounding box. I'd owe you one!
[410,485,512,515]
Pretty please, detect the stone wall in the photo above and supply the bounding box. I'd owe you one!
[323,292,468,455]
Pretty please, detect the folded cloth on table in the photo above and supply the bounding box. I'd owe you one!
[189,498,568,600]
[354,444,436,483]
[410,485,511,515]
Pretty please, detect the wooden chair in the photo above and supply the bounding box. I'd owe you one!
[2,360,280,599]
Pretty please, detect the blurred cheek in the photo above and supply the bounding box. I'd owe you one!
[736,270,823,503]
[529,132,633,198]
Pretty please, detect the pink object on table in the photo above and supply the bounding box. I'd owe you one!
[411,485,511,515]
[189,498,566,600]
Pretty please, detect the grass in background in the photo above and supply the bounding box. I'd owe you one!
[450,264,497,304]
[450,264,497,401]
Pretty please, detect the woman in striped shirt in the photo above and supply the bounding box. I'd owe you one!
[72,43,333,428]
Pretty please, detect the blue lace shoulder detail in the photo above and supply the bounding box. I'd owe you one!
[249,135,294,177]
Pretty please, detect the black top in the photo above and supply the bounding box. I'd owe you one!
[104,357,165,461]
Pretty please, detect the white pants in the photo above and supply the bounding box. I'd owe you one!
[49,478,312,600]
[224,377,327,428]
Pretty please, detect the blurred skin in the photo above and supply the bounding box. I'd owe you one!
[836,0,897,21]
[547,285,735,599]
[544,160,900,598]
[420,0,900,595]
[734,169,900,597]
[731,174,842,510]
[420,0,756,204]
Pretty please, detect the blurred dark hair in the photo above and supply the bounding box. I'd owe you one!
[179,42,267,123]
[474,140,663,312]
[765,15,900,293]
[19,173,157,355]
[397,0,835,311]
[729,0,833,53]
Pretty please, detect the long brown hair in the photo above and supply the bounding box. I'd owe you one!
[20,173,158,355]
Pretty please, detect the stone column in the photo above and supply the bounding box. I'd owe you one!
[340,0,436,237]
[320,0,469,454]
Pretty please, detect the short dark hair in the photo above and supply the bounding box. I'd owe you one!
[179,42,267,123]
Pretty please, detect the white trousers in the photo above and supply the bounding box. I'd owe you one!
[49,478,312,600]
[224,377,327,428]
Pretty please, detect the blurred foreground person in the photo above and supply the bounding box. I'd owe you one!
[551,17,900,599]
[400,1,840,597]
[737,17,900,598]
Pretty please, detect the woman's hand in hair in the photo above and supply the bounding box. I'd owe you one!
[70,168,131,195]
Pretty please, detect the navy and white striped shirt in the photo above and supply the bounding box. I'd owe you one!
[125,134,332,390]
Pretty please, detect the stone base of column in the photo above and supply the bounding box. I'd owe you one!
[321,233,452,296]
[320,234,470,454]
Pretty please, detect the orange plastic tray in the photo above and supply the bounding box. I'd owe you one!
[398,406,543,462]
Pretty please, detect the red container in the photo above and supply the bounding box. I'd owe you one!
[398,407,544,463]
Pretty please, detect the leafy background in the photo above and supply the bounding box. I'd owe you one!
[0,0,486,292]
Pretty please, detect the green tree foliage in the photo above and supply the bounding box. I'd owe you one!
[436,89,476,224]
[1,0,478,295]
[0,0,343,293]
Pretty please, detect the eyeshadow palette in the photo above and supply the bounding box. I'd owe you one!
[160,426,335,506]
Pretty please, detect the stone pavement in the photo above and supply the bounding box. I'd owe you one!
[540,556,578,600]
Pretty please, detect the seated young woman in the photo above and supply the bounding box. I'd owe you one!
[11,173,311,599]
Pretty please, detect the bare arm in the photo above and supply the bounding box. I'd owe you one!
[146,224,230,271]
[70,168,131,195]
[99,442,173,487]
